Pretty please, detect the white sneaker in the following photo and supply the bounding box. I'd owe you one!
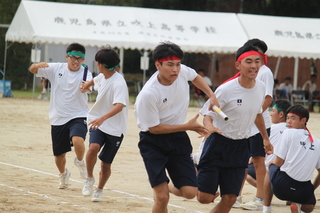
[82,177,95,196]
[37,94,43,99]
[92,188,103,202]
[74,158,87,179]
[58,169,71,189]
[239,197,263,210]
[263,209,272,213]
[232,196,243,208]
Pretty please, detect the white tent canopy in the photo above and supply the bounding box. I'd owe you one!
[237,13,320,59]
[6,0,248,54]
[237,13,320,89]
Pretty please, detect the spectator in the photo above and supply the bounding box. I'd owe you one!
[302,74,317,112]
[192,69,212,107]
[278,77,293,100]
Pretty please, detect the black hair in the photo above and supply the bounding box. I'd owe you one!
[285,77,292,81]
[95,46,120,69]
[152,41,184,62]
[66,43,86,54]
[244,38,268,53]
[274,99,291,116]
[286,105,309,122]
[235,45,259,61]
[274,79,279,84]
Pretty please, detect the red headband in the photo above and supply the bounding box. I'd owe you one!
[157,56,181,63]
[288,111,313,142]
[237,51,260,62]
[258,52,268,66]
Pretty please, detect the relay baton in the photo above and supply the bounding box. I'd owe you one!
[82,64,88,81]
[212,105,228,121]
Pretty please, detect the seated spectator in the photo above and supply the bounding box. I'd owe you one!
[278,77,293,100]
[192,69,212,107]
[302,74,317,112]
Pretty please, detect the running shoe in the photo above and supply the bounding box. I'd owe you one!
[58,169,71,189]
[74,157,87,179]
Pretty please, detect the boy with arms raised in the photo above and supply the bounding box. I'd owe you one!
[29,43,92,189]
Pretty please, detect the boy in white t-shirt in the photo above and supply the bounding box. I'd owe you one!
[240,99,291,212]
[80,46,128,202]
[29,43,93,189]
[267,105,320,213]
[197,45,273,213]
[134,41,219,212]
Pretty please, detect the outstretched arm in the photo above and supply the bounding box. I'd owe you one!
[29,62,49,74]
[149,114,208,137]
[192,75,219,110]
[89,103,125,129]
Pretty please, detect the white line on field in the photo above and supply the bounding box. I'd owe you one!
[0,161,204,213]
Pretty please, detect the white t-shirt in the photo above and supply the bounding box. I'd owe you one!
[36,63,93,125]
[134,64,198,132]
[200,78,265,139]
[279,83,292,95]
[251,65,274,135]
[275,128,320,181]
[203,76,212,87]
[265,122,287,166]
[302,80,317,94]
[87,72,128,137]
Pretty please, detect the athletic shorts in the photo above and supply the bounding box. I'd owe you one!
[51,117,87,156]
[247,163,256,180]
[89,129,123,164]
[269,164,316,205]
[197,133,249,196]
[249,128,270,157]
[138,131,197,188]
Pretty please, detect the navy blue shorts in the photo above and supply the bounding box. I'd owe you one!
[197,133,250,196]
[89,129,123,164]
[138,131,197,188]
[51,118,87,156]
[247,163,256,180]
[249,128,270,157]
[269,164,316,205]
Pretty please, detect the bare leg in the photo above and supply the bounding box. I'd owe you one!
[252,156,266,199]
[168,181,197,199]
[211,194,237,213]
[72,136,85,161]
[97,161,111,189]
[55,153,67,173]
[264,170,273,207]
[85,143,100,178]
[153,182,170,213]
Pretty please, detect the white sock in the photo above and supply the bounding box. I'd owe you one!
[255,196,263,202]
[263,206,271,211]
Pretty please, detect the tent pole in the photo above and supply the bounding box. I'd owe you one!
[119,47,124,75]
[273,56,281,80]
[3,41,8,81]
[293,57,299,90]
[31,43,38,100]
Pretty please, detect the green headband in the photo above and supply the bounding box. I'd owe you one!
[273,104,283,112]
[102,63,120,71]
[67,51,85,57]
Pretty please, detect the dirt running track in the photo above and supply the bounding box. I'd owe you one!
[1,98,320,213]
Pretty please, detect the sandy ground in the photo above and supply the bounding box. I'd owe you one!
[0,98,320,213]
